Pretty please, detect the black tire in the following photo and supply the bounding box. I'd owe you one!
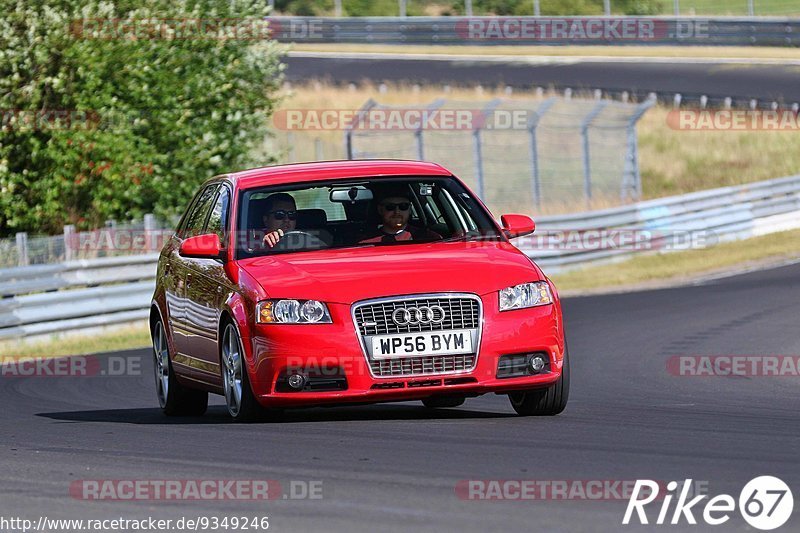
[220,321,265,422]
[422,396,466,409]
[152,319,208,416]
[508,348,570,416]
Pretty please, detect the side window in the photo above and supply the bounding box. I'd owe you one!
[206,186,230,241]
[181,184,218,238]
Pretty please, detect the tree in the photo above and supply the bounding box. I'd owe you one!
[0,0,284,235]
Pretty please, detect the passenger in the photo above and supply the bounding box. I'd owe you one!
[260,193,296,248]
[360,186,441,243]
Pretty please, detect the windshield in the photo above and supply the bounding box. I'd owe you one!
[235,176,502,258]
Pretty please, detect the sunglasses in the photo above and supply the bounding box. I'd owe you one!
[381,202,410,212]
[268,210,297,221]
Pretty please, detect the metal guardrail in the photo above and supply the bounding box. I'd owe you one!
[1,173,799,340]
[0,254,158,297]
[267,16,800,47]
[0,255,157,340]
[524,173,800,271]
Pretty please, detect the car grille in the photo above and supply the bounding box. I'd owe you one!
[353,294,482,378]
[370,354,476,377]
[354,296,480,336]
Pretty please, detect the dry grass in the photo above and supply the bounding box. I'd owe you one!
[292,44,800,61]
[551,228,800,292]
[0,322,150,359]
[638,107,800,199]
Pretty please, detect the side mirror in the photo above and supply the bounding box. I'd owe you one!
[500,214,536,239]
[179,234,225,260]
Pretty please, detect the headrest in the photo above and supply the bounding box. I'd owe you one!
[296,208,327,229]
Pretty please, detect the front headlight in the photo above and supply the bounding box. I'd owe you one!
[499,281,553,311]
[256,299,332,324]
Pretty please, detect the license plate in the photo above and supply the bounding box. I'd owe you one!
[370,329,473,359]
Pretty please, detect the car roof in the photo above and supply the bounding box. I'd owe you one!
[224,160,452,190]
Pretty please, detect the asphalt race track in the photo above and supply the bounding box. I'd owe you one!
[284,54,800,105]
[2,262,800,532]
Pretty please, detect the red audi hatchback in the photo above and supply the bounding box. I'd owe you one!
[150,160,569,421]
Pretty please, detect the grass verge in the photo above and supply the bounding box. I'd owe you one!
[0,322,151,359]
[551,228,800,293]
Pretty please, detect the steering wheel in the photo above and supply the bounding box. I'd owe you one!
[273,230,326,250]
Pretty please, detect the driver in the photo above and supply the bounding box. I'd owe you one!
[261,193,296,248]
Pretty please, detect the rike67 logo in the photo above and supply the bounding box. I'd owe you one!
[623,477,793,530]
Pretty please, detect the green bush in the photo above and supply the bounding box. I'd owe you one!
[0,0,283,235]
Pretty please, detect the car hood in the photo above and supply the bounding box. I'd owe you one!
[237,241,543,304]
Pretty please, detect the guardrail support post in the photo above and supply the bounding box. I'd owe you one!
[15,232,28,266]
[580,101,608,208]
[64,224,76,262]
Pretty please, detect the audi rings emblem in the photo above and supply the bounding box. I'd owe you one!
[392,305,446,326]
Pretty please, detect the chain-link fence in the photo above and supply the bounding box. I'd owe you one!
[0,215,175,268]
[267,95,654,216]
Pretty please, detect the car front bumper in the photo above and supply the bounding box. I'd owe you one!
[243,294,565,408]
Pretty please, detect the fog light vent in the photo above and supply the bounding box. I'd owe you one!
[497,353,550,379]
[287,374,307,390]
[529,355,546,374]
